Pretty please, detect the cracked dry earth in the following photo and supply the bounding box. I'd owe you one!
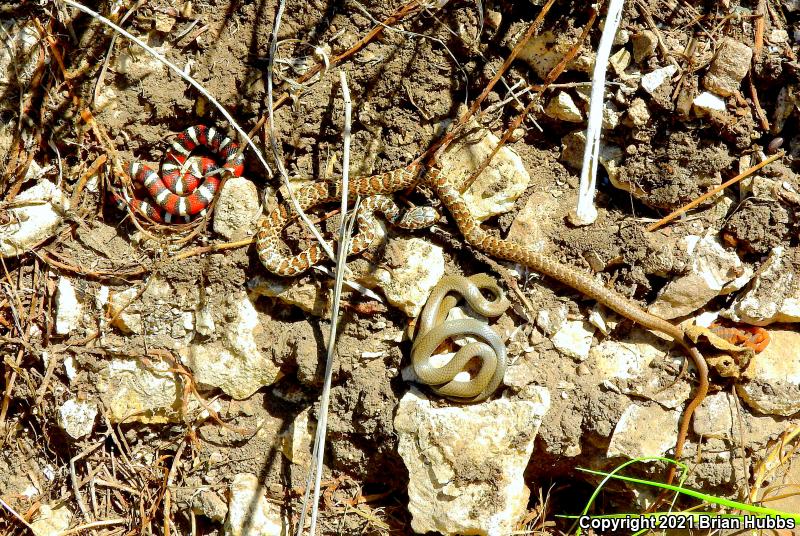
[2,0,800,535]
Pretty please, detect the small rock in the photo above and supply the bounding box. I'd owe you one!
[560,130,623,180]
[248,275,328,316]
[550,319,595,361]
[195,304,216,336]
[439,122,531,221]
[97,358,182,424]
[395,388,550,536]
[57,399,98,439]
[183,294,283,399]
[30,504,73,536]
[631,30,658,63]
[624,97,650,127]
[535,303,568,336]
[693,392,735,440]
[107,287,143,334]
[359,237,444,317]
[153,12,175,33]
[224,473,284,536]
[703,37,753,97]
[544,92,583,122]
[192,489,228,523]
[506,190,560,252]
[693,91,727,115]
[213,178,261,239]
[649,234,749,319]
[55,277,81,335]
[517,30,592,79]
[281,406,315,468]
[641,65,677,94]
[726,247,800,325]
[608,47,631,76]
[0,181,69,258]
[736,330,800,416]
[607,403,680,459]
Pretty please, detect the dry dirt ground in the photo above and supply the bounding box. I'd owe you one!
[1,0,800,535]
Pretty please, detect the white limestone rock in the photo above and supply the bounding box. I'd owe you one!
[224,473,284,536]
[0,181,69,258]
[183,294,283,399]
[281,406,315,468]
[395,388,550,536]
[544,92,583,122]
[551,319,595,361]
[30,504,73,536]
[55,277,81,335]
[359,237,444,317]
[693,91,727,115]
[57,398,98,439]
[214,177,261,239]
[516,30,592,79]
[248,275,329,316]
[726,246,800,325]
[693,392,735,440]
[96,358,181,424]
[736,330,800,416]
[649,234,750,319]
[439,123,531,222]
[641,65,677,94]
[607,403,680,459]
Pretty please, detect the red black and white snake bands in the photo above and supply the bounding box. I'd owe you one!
[112,125,245,223]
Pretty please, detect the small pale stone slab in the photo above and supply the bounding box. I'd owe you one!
[649,234,748,319]
[693,392,735,439]
[183,294,283,399]
[224,473,284,536]
[544,92,583,122]
[0,181,69,258]
[641,65,677,94]
[395,388,550,536]
[703,37,753,97]
[281,406,315,468]
[55,276,81,335]
[736,330,800,416]
[248,275,328,316]
[96,358,181,424]
[561,129,623,181]
[106,287,143,334]
[726,246,800,325]
[58,399,98,439]
[693,91,727,114]
[551,319,595,361]
[30,504,73,536]
[507,190,559,252]
[359,237,444,317]
[607,403,680,459]
[439,123,531,222]
[589,330,666,381]
[213,177,261,239]
[517,30,593,79]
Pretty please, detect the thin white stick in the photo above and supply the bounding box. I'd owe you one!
[569,0,624,226]
[296,71,353,536]
[0,497,36,532]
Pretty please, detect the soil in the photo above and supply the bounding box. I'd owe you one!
[1,0,800,535]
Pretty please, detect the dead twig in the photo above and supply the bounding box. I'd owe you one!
[646,151,784,232]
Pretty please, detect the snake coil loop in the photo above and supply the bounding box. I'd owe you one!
[411,274,511,403]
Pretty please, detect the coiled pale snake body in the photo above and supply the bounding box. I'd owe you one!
[412,274,511,403]
[255,162,708,482]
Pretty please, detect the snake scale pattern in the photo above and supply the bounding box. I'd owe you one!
[254,161,709,484]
